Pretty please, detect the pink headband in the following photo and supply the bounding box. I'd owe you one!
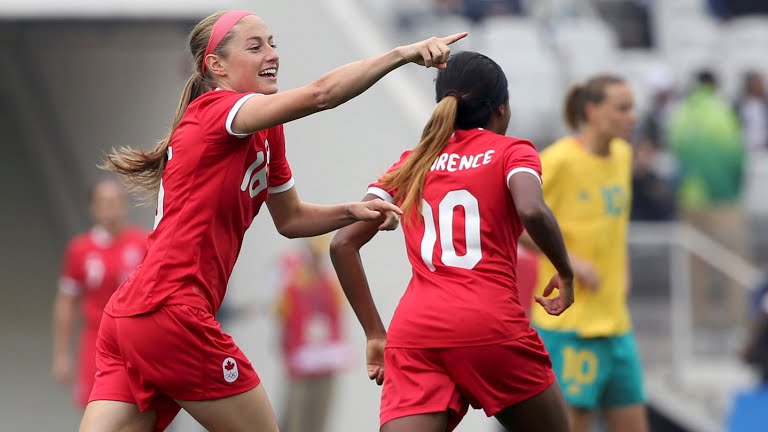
[201,11,252,75]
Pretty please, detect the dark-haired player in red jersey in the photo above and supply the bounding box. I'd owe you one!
[331,51,575,432]
[78,9,467,432]
[52,178,147,408]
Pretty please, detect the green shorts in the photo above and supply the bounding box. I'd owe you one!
[536,328,646,409]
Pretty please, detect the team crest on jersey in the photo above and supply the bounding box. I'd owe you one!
[222,357,239,383]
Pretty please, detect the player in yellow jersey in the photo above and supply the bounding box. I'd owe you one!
[523,75,648,432]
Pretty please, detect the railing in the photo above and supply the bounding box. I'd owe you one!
[630,222,762,373]
[629,222,763,432]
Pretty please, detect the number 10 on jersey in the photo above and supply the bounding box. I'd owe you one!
[420,190,482,271]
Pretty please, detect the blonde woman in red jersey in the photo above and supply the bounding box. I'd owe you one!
[331,51,575,432]
[78,10,466,432]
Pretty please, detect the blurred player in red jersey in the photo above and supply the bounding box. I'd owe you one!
[78,10,466,432]
[330,51,574,432]
[52,178,148,408]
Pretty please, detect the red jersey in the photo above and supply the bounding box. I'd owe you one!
[59,226,148,330]
[368,128,542,348]
[107,90,294,317]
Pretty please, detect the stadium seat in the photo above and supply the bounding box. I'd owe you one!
[550,17,619,82]
[659,16,721,84]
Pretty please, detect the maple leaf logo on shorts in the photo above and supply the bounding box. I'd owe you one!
[222,357,239,383]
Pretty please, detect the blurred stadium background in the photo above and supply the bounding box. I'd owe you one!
[2,0,767,431]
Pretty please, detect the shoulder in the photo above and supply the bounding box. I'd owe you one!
[539,136,576,168]
[63,233,92,261]
[398,149,414,161]
[495,134,537,151]
[67,232,92,250]
[611,138,633,161]
[541,136,574,156]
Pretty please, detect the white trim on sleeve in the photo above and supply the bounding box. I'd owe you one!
[58,277,81,296]
[268,178,295,194]
[226,93,259,138]
[367,187,394,203]
[506,167,542,187]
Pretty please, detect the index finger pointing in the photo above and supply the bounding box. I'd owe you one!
[440,32,468,45]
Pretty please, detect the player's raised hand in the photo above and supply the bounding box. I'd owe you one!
[346,199,403,223]
[535,273,575,316]
[398,32,468,69]
[366,337,386,385]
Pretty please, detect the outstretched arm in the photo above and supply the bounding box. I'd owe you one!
[266,188,401,238]
[509,173,574,315]
[231,33,468,134]
[330,194,389,384]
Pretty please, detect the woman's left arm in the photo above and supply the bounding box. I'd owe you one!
[266,188,400,238]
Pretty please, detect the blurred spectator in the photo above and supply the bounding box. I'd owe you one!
[632,64,680,222]
[276,236,351,432]
[631,140,677,221]
[735,71,768,153]
[637,64,677,151]
[51,178,147,408]
[666,69,747,325]
[667,70,744,213]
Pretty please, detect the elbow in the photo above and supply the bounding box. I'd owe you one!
[517,202,547,226]
[278,228,301,239]
[330,231,356,260]
[275,221,301,239]
[308,81,337,111]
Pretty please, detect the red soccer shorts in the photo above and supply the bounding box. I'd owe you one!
[380,331,555,431]
[89,304,260,431]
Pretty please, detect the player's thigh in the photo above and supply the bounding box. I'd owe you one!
[176,383,278,432]
[380,412,447,432]
[79,400,156,432]
[494,382,569,432]
[604,404,649,432]
[601,333,646,408]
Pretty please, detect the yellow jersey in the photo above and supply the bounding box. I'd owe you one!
[531,136,633,337]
